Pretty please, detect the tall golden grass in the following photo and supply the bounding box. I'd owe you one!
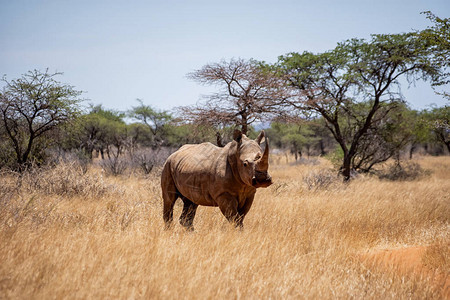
[0,156,449,299]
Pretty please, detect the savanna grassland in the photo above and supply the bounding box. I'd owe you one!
[0,155,449,299]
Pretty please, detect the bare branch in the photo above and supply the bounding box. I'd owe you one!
[181,59,290,134]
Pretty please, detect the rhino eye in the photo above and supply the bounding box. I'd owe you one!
[243,160,249,167]
[255,154,261,161]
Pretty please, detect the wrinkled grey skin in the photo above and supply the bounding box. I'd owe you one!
[161,130,272,230]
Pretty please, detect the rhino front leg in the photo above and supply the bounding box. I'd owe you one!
[179,197,198,231]
[236,195,255,228]
[216,193,240,227]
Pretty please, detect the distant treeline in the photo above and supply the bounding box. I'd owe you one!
[0,89,447,172]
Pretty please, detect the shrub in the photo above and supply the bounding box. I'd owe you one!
[0,141,16,170]
[17,162,120,197]
[129,147,172,175]
[377,161,430,181]
[100,156,128,176]
[303,168,339,190]
[325,147,344,169]
[290,157,320,166]
[46,149,91,174]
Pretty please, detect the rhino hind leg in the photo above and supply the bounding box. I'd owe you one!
[163,197,176,229]
[161,167,178,229]
[179,197,198,231]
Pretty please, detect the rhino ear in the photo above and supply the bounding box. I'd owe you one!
[255,130,265,145]
[233,129,243,144]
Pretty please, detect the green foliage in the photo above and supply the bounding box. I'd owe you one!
[164,124,209,147]
[419,12,450,97]
[351,102,416,171]
[276,28,447,180]
[128,99,172,146]
[325,146,344,169]
[0,70,83,170]
[164,123,239,147]
[128,123,154,148]
[266,119,332,159]
[90,104,125,123]
[267,122,315,155]
[83,105,127,158]
[55,105,128,160]
[424,105,450,153]
[0,138,16,169]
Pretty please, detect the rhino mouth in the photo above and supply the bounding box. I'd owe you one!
[252,171,272,188]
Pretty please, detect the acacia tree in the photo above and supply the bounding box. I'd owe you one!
[181,58,287,137]
[0,70,82,169]
[267,120,319,160]
[426,105,450,153]
[81,105,127,159]
[351,103,417,171]
[419,12,450,99]
[56,105,127,160]
[278,32,443,180]
[129,99,172,147]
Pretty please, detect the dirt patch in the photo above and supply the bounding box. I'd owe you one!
[362,246,449,299]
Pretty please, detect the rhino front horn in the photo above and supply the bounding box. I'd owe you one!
[259,137,269,171]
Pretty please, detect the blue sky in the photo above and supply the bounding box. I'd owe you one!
[1,0,449,112]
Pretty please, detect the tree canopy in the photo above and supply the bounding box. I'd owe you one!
[277,31,446,180]
[129,99,172,146]
[0,70,82,169]
[180,58,287,136]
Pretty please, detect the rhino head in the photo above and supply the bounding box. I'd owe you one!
[231,130,273,188]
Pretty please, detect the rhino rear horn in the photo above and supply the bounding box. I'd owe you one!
[255,130,265,145]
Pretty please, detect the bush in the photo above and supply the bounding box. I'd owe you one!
[377,161,430,181]
[12,162,120,197]
[46,149,90,174]
[303,169,339,190]
[325,147,344,169]
[99,156,128,176]
[98,147,173,176]
[0,141,16,170]
[290,157,321,166]
[129,147,172,175]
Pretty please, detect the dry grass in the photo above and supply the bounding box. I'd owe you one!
[0,156,449,299]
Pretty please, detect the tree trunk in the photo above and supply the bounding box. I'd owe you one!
[241,123,248,135]
[240,113,249,135]
[86,145,94,160]
[319,140,326,156]
[409,144,416,160]
[216,132,224,147]
[342,155,352,182]
[20,134,35,168]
